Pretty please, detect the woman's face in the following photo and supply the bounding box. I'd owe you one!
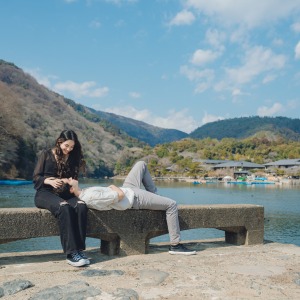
[60,140,75,155]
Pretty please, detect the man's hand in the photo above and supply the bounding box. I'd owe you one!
[108,185,125,201]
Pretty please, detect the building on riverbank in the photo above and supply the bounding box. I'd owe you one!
[264,158,300,169]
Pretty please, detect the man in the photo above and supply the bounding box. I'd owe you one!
[70,161,196,255]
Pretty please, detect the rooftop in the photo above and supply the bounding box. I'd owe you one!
[264,158,300,166]
[213,161,265,169]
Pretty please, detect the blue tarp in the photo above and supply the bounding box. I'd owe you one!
[0,180,32,185]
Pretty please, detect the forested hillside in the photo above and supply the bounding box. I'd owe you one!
[190,116,300,140]
[1,59,300,180]
[0,60,144,179]
[142,136,300,177]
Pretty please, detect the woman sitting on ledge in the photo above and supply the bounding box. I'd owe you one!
[69,161,196,255]
[33,130,89,267]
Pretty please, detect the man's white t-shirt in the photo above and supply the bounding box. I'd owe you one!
[79,186,135,210]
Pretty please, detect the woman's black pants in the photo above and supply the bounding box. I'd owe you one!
[34,190,88,254]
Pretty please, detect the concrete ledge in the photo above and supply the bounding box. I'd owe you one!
[0,204,264,256]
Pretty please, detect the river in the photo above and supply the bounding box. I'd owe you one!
[0,180,299,253]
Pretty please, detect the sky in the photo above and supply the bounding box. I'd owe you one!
[1,0,300,133]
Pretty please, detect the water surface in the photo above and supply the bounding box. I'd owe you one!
[0,180,299,252]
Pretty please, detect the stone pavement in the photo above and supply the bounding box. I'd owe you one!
[0,240,300,299]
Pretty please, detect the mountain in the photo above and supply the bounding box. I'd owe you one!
[1,59,299,180]
[190,116,300,141]
[62,99,188,147]
[0,60,144,179]
[86,108,188,146]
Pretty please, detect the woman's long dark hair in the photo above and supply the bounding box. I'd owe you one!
[54,130,85,179]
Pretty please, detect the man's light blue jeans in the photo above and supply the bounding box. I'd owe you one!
[122,161,181,245]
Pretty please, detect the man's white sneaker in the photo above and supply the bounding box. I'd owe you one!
[169,244,196,255]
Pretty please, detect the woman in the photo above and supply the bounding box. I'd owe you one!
[70,161,196,255]
[33,130,89,267]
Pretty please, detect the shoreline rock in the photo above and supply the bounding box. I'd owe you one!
[0,240,299,299]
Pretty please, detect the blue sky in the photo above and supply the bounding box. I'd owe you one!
[1,0,300,133]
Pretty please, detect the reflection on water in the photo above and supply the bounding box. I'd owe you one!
[0,237,100,253]
[264,213,300,245]
[0,180,299,253]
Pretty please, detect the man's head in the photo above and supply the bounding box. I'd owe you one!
[68,178,80,196]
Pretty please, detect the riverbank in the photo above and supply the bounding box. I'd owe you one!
[1,240,299,299]
[113,175,300,186]
[157,177,300,186]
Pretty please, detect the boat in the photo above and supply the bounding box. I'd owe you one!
[205,177,219,183]
[250,181,275,185]
[226,181,251,185]
[226,181,275,185]
[0,179,32,186]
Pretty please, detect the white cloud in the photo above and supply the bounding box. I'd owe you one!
[291,22,300,33]
[201,112,224,125]
[231,88,250,103]
[232,89,242,96]
[180,65,214,81]
[169,10,196,26]
[263,74,277,84]
[183,45,285,94]
[190,49,220,66]
[180,65,214,93]
[115,19,126,27]
[194,82,210,93]
[272,38,284,47]
[103,0,138,5]
[213,80,228,92]
[53,81,109,98]
[89,20,101,28]
[205,29,226,49]
[226,46,286,84]
[104,106,149,121]
[294,71,300,82]
[25,68,54,88]
[295,41,300,59]
[104,106,199,133]
[184,0,300,28]
[25,68,109,99]
[153,109,199,132]
[229,27,249,44]
[134,29,148,39]
[257,102,284,116]
[129,92,141,98]
[287,99,298,109]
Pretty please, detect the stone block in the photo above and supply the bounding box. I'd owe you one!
[0,204,264,256]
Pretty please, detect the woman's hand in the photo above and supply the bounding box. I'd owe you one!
[60,178,70,184]
[44,177,64,189]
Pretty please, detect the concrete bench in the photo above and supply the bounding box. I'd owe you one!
[0,204,264,256]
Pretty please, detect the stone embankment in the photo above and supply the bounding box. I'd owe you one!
[1,240,300,299]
